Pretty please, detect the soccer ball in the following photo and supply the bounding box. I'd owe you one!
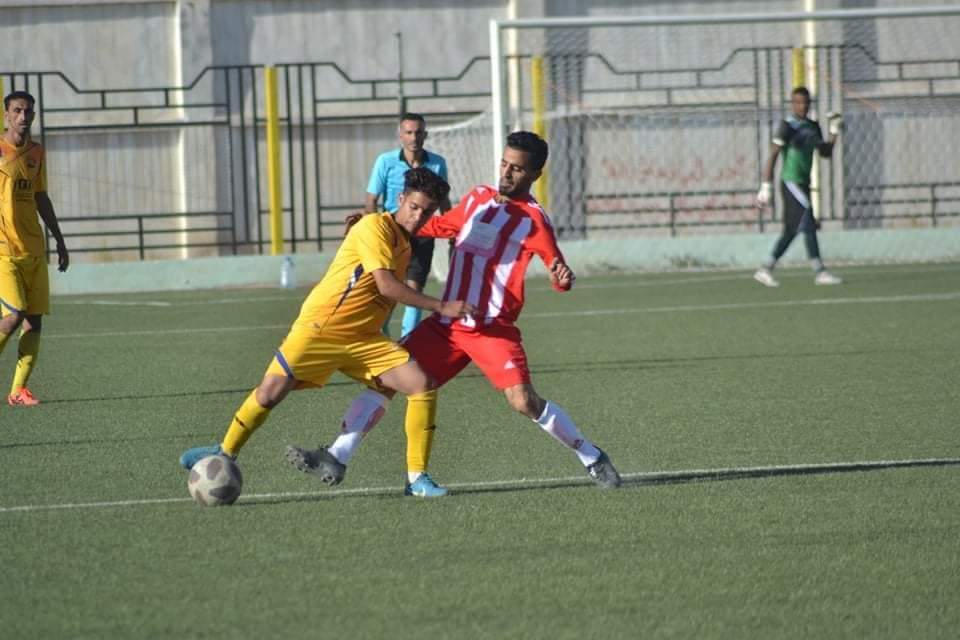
[188,455,243,506]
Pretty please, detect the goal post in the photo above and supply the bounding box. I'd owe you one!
[482,5,960,242]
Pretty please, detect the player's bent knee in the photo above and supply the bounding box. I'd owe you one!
[256,374,294,408]
[0,313,25,333]
[377,361,432,396]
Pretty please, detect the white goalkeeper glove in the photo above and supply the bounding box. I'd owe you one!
[827,112,843,136]
[756,181,772,208]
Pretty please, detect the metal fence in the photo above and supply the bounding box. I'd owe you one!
[3,38,959,261]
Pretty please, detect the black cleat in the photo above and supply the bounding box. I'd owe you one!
[586,449,622,488]
[285,445,346,486]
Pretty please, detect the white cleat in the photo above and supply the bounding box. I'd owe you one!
[814,270,843,285]
[753,268,779,287]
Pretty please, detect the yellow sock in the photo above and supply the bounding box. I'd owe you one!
[0,330,11,357]
[405,390,438,474]
[222,391,271,457]
[11,330,40,394]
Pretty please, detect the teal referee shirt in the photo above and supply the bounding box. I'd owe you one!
[366,148,449,212]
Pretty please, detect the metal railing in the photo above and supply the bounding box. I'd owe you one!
[1,40,957,261]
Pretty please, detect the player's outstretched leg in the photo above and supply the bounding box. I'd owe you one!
[403,389,447,497]
[506,384,622,489]
[181,374,292,469]
[285,388,389,486]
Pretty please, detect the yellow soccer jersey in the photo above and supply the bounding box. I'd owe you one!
[0,139,46,257]
[293,212,411,339]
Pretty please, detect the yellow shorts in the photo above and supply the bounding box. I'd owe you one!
[0,255,49,316]
[266,329,411,390]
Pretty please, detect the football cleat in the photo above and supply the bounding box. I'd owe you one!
[586,449,622,489]
[7,388,40,406]
[752,268,779,288]
[180,444,226,470]
[285,445,346,486]
[404,473,449,498]
[814,270,843,285]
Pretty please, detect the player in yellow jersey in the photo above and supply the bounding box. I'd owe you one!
[179,168,476,488]
[0,91,69,407]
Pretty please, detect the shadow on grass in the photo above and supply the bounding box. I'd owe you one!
[0,432,210,450]
[233,457,960,508]
[21,346,901,406]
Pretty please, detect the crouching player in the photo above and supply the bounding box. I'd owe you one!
[179,168,475,479]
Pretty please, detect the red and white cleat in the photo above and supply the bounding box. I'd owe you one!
[8,388,40,406]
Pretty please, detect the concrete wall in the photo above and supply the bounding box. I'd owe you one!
[2,0,960,263]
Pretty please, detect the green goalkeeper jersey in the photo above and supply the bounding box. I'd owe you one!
[773,115,825,185]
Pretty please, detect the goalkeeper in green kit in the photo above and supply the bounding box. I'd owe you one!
[754,86,843,287]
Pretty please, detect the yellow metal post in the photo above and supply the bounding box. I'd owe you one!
[791,48,805,89]
[264,66,284,255]
[530,56,549,208]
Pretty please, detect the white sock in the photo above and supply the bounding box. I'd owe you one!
[407,471,423,483]
[534,401,601,466]
[327,390,389,464]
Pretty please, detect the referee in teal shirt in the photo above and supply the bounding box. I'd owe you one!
[365,112,450,337]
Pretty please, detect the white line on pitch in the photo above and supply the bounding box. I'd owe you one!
[523,291,960,318]
[47,324,289,339]
[59,300,174,307]
[43,290,960,340]
[2,457,957,514]
[56,264,960,306]
[60,295,297,308]
[527,263,960,292]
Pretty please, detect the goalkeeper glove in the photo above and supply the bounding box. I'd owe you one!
[756,182,773,207]
[827,112,843,136]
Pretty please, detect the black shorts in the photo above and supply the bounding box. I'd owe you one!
[405,236,435,288]
[781,181,819,233]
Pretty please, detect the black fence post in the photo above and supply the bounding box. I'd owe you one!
[669,194,677,238]
[931,184,938,227]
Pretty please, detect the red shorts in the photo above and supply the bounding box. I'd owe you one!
[401,316,530,390]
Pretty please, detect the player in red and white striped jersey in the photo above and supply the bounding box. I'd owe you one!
[426,180,564,329]
[406,131,621,493]
[292,132,621,496]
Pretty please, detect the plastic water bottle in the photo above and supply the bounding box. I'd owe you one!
[280,256,296,289]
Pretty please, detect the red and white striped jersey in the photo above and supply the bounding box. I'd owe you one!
[417,184,569,330]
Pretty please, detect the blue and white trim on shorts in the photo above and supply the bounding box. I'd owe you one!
[0,297,23,315]
[274,350,296,378]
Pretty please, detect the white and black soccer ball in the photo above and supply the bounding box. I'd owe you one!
[188,455,243,506]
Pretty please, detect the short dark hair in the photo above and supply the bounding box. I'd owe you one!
[4,91,35,110]
[399,112,426,125]
[792,86,811,100]
[403,167,450,204]
[506,130,549,171]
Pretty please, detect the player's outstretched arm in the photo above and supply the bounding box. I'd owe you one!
[371,268,476,319]
[36,192,69,272]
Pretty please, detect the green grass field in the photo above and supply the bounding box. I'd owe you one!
[2,263,959,638]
